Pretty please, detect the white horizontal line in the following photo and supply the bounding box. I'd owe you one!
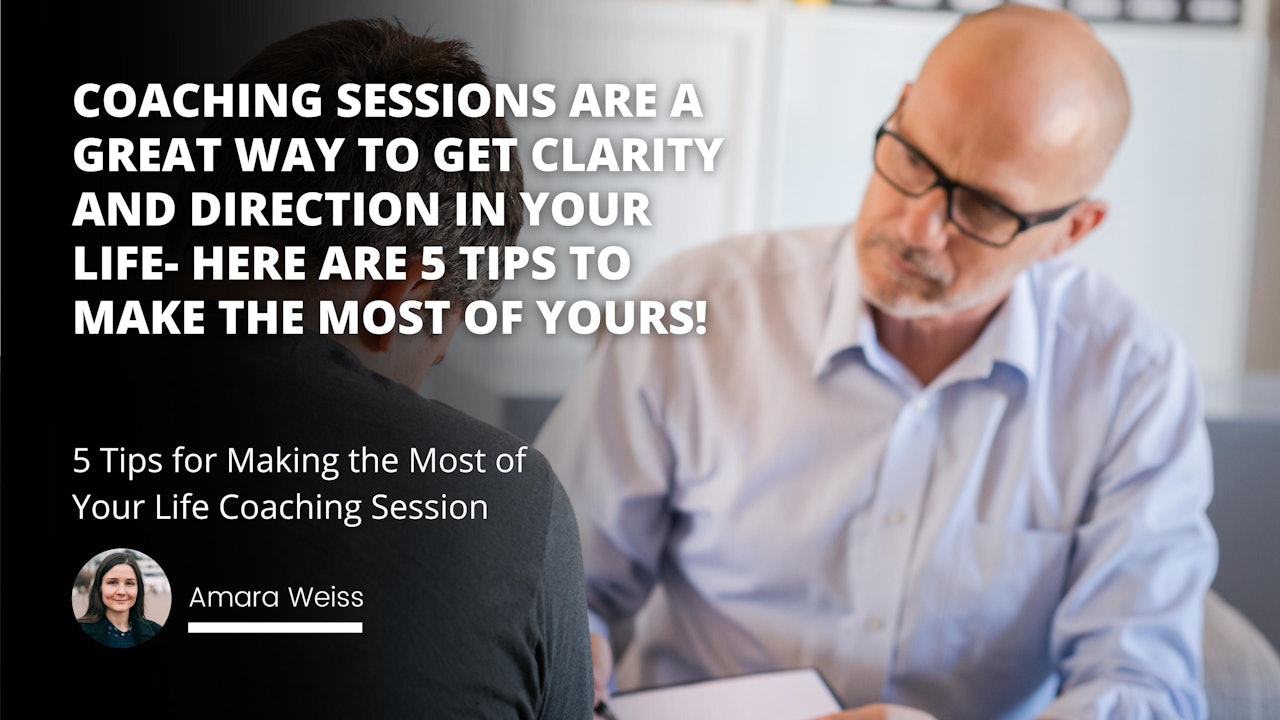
[187,622,362,634]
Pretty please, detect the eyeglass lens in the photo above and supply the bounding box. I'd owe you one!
[874,131,1020,246]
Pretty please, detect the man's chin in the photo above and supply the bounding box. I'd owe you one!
[862,288,950,320]
[869,299,948,321]
[864,285,1011,325]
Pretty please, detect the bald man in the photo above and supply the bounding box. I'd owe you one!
[537,6,1216,720]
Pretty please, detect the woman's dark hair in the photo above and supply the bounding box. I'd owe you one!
[78,552,148,625]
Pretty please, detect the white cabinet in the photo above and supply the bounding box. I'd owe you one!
[434,1,771,409]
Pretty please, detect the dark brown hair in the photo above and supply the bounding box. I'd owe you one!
[78,552,148,625]
[184,18,524,306]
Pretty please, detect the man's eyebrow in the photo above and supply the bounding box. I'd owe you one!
[964,179,1023,211]
[895,116,1025,211]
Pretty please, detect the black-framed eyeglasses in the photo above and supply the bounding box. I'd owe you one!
[872,123,1080,248]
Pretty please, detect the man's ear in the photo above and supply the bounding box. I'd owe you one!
[1049,199,1108,256]
[366,273,439,353]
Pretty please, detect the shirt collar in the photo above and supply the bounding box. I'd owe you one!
[932,270,1040,390]
[811,227,867,379]
[982,269,1039,387]
[811,231,1040,389]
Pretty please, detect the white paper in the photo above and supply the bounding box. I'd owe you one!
[604,667,842,720]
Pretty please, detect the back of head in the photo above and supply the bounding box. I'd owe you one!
[185,18,523,306]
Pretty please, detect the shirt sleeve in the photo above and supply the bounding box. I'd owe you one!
[1038,341,1218,720]
[535,464,597,720]
[535,329,679,649]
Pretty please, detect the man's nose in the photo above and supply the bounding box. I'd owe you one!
[897,186,951,252]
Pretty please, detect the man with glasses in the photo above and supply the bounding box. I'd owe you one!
[537,5,1215,720]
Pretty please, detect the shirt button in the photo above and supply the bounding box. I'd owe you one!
[866,616,885,631]
[887,510,906,526]
[913,397,929,412]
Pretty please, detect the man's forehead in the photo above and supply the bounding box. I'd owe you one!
[893,94,1043,212]
[901,5,1126,200]
[902,42,1107,209]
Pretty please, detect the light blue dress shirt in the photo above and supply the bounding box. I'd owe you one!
[536,225,1217,720]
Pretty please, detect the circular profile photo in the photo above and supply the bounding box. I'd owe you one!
[72,548,171,647]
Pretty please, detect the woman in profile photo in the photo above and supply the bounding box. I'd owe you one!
[78,552,163,647]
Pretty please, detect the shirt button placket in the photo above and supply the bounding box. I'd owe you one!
[856,392,938,697]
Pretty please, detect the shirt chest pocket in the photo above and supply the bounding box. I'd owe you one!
[900,524,1075,686]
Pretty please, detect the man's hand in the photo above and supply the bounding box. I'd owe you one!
[590,632,614,705]
[813,704,938,720]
